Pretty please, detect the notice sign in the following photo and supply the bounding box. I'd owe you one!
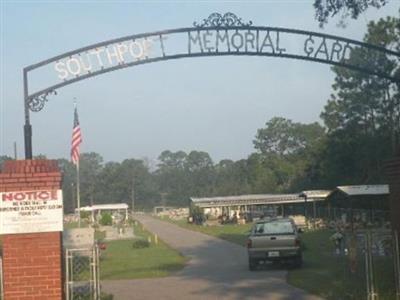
[0,190,63,234]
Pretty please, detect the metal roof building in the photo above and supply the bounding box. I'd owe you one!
[190,186,390,209]
[336,185,389,196]
[191,191,332,208]
[299,190,332,200]
[190,186,387,209]
[328,184,390,210]
[190,186,390,226]
[191,194,304,208]
[190,192,332,222]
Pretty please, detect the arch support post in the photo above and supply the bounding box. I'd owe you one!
[24,123,32,159]
[23,69,32,159]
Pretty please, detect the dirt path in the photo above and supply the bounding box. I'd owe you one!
[102,215,323,300]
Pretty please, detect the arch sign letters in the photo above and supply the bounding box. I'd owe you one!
[23,13,400,158]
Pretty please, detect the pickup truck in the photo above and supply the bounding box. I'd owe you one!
[246,217,302,270]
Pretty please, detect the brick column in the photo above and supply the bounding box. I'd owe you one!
[0,160,63,300]
[385,158,400,235]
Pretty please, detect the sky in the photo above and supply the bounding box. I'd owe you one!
[1,1,399,164]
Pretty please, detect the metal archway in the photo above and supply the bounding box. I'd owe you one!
[23,12,400,158]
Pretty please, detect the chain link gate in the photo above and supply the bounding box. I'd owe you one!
[65,246,100,300]
[347,229,400,300]
[366,230,399,300]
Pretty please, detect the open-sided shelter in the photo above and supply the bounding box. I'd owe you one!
[327,185,390,226]
[190,193,330,219]
[78,203,129,223]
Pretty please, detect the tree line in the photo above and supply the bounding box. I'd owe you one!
[1,16,399,211]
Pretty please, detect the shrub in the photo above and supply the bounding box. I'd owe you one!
[80,211,91,220]
[100,292,114,300]
[100,213,113,226]
[132,238,150,249]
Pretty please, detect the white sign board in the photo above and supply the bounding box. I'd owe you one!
[0,190,63,234]
[63,228,95,249]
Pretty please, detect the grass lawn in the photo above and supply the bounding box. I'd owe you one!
[287,230,397,300]
[287,230,362,300]
[159,217,252,246]
[100,221,187,280]
[64,220,90,229]
[163,217,397,300]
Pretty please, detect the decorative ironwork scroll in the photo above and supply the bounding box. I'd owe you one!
[27,90,57,112]
[193,12,253,28]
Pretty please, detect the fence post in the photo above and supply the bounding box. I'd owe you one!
[365,232,371,300]
[365,231,378,300]
[97,245,101,298]
[394,230,400,300]
[65,250,70,300]
[92,246,98,300]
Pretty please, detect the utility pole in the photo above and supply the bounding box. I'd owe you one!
[131,175,135,215]
[13,142,17,159]
[160,192,168,209]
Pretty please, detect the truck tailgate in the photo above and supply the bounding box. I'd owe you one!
[251,234,295,249]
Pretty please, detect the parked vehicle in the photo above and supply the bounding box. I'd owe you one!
[246,217,302,270]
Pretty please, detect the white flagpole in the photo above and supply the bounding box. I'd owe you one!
[73,100,81,228]
[77,159,81,228]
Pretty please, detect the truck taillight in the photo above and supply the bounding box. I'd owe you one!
[295,238,300,247]
[246,239,252,248]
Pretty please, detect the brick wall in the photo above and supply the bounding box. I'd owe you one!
[385,158,400,235]
[0,160,63,300]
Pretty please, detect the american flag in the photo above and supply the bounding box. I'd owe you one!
[71,105,82,165]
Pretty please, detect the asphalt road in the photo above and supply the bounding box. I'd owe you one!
[102,215,323,300]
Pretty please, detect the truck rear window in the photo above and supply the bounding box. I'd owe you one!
[252,221,294,235]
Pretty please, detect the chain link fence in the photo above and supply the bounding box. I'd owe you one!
[333,229,400,300]
[282,204,391,228]
[65,246,100,300]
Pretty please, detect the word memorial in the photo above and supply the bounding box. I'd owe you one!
[188,29,353,62]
